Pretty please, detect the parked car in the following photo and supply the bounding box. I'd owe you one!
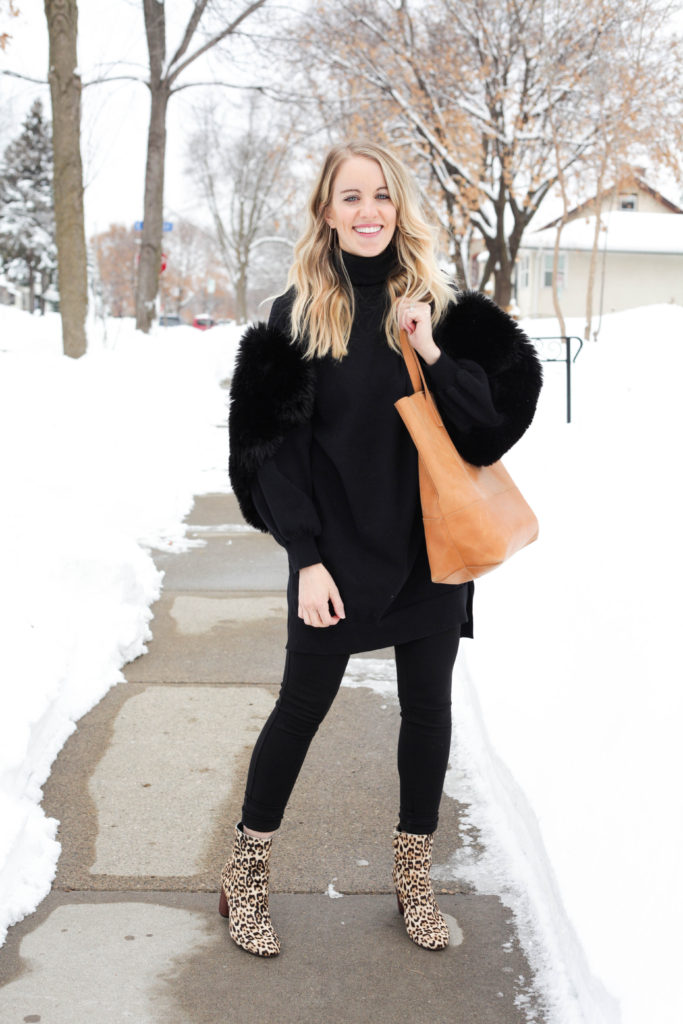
[192,314,215,331]
[158,314,182,327]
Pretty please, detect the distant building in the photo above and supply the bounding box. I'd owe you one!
[0,275,59,313]
[513,173,683,318]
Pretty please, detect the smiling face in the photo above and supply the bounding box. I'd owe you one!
[324,155,397,257]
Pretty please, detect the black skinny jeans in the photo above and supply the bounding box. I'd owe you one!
[241,627,460,834]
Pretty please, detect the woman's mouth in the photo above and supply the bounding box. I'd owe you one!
[353,225,382,236]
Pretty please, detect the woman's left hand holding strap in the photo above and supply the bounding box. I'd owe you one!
[399,300,441,366]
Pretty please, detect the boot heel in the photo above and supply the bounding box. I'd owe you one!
[218,887,229,918]
[396,891,404,916]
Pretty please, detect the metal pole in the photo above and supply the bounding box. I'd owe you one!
[566,337,572,424]
[532,335,582,424]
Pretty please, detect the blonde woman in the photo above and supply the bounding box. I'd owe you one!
[225,142,542,956]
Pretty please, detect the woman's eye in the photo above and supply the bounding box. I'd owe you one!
[341,193,391,202]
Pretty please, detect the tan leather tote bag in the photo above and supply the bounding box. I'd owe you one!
[394,330,539,584]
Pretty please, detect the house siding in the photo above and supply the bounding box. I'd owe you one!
[517,250,683,317]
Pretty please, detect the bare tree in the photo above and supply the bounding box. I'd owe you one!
[539,0,683,338]
[160,217,231,320]
[134,0,268,333]
[294,0,683,309]
[90,223,138,317]
[188,98,296,322]
[44,0,87,357]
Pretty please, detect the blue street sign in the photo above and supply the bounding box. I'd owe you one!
[133,221,174,231]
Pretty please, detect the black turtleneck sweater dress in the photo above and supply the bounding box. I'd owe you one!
[251,247,503,655]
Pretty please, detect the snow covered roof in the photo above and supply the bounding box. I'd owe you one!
[520,211,683,255]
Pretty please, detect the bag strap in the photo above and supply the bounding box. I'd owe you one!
[399,328,424,393]
[399,329,444,426]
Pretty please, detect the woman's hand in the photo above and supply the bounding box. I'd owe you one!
[399,299,441,365]
[298,563,346,627]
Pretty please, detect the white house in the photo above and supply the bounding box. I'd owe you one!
[513,177,683,318]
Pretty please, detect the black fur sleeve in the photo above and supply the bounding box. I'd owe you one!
[433,291,543,466]
[228,314,316,530]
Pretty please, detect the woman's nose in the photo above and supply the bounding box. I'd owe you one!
[357,196,378,218]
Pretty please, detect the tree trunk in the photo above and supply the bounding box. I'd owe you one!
[480,233,514,309]
[135,82,169,332]
[451,236,468,290]
[28,265,35,313]
[38,269,48,315]
[235,258,248,323]
[493,265,513,309]
[551,223,567,339]
[585,179,606,341]
[44,0,87,358]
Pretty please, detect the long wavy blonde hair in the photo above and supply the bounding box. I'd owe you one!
[287,141,455,360]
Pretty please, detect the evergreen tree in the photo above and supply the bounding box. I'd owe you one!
[0,98,57,313]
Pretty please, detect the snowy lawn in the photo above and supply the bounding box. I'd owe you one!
[450,305,683,1024]
[1,302,681,1024]
[0,308,241,944]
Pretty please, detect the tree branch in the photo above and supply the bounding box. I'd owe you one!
[251,235,296,248]
[0,69,47,84]
[168,0,268,86]
[83,75,146,88]
[170,79,265,95]
[166,0,210,73]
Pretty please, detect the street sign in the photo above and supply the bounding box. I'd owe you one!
[133,221,174,231]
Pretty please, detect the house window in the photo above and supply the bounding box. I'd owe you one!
[518,254,530,290]
[618,193,638,211]
[543,253,567,289]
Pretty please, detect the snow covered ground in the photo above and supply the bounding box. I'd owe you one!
[1,301,681,1024]
[0,308,241,945]
[451,304,683,1024]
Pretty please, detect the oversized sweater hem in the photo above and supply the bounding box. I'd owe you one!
[284,570,474,656]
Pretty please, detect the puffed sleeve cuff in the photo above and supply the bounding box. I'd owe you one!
[422,349,459,390]
[287,535,322,571]
[423,351,504,429]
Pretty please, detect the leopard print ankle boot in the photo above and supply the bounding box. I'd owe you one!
[219,823,281,957]
[392,828,450,950]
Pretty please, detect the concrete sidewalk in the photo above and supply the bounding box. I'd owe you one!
[0,488,547,1023]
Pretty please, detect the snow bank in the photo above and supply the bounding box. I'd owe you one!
[443,305,683,1023]
[0,309,240,944]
